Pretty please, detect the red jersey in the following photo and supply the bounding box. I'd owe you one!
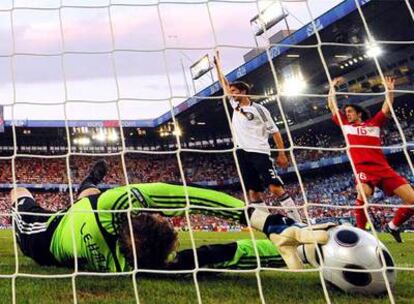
[332,110,390,168]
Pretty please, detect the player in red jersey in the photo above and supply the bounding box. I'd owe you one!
[327,77,414,242]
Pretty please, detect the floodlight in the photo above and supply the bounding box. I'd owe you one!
[173,126,182,137]
[280,64,307,96]
[250,1,288,36]
[366,41,382,58]
[281,73,307,96]
[93,129,106,142]
[76,137,91,146]
[190,55,212,80]
[108,130,119,142]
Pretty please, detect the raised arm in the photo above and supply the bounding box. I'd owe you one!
[327,78,340,115]
[213,50,231,95]
[381,76,395,117]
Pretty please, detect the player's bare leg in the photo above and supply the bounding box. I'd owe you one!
[355,183,373,229]
[269,184,302,222]
[386,184,414,243]
[393,184,414,206]
[78,188,101,199]
[248,190,263,204]
[269,184,285,196]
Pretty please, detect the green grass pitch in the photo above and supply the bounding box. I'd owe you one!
[0,229,413,304]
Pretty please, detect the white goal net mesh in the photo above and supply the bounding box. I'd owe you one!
[0,0,413,303]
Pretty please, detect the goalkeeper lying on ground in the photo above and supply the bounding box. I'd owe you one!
[11,160,330,272]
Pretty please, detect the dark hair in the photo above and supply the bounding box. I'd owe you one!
[343,104,371,121]
[229,81,252,95]
[119,213,178,269]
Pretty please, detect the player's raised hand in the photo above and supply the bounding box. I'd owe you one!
[329,78,340,94]
[213,50,231,92]
[213,50,221,68]
[327,77,342,114]
[331,77,340,86]
[382,76,395,115]
[276,153,289,169]
[384,76,395,90]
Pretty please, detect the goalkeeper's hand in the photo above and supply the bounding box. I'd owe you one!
[269,223,336,270]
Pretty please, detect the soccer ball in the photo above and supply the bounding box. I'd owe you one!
[319,225,396,295]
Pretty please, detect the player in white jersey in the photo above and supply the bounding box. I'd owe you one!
[213,51,301,222]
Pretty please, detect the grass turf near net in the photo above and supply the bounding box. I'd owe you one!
[0,230,413,304]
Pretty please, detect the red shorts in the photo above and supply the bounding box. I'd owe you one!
[355,164,409,196]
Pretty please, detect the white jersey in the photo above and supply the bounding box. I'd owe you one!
[230,98,279,155]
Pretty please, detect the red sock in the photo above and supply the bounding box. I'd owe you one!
[392,205,414,227]
[355,199,367,229]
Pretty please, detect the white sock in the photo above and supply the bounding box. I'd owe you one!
[388,221,398,230]
[250,201,270,213]
[279,195,302,223]
[249,208,269,231]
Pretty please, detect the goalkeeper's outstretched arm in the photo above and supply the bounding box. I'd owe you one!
[167,238,329,271]
[128,182,332,270]
[167,239,285,270]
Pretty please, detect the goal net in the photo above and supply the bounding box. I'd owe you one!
[0,0,413,303]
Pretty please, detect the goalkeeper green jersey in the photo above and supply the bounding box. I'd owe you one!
[49,183,246,272]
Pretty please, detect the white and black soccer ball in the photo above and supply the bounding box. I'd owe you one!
[322,225,396,295]
[301,225,396,295]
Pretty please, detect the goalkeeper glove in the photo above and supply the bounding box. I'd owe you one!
[269,223,336,270]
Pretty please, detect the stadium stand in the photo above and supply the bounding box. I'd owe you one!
[0,96,413,231]
[0,155,412,230]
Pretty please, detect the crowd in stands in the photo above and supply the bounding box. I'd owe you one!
[0,153,240,186]
[0,159,412,230]
[0,103,413,230]
[0,128,412,186]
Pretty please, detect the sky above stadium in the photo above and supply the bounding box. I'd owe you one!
[0,0,342,121]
